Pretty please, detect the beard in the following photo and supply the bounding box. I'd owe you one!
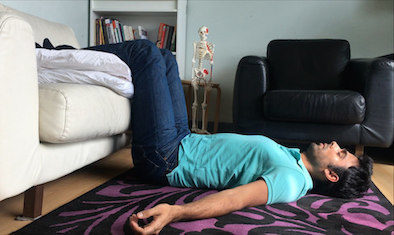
[304,143,323,169]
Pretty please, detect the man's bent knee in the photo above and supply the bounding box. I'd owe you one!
[132,39,157,50]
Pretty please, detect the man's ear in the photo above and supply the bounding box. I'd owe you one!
[323,169,339,182]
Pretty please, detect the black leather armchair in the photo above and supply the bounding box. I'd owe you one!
[233,39,394,153]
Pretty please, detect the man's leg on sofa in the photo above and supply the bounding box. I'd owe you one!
[85,40,182,183]
[160,49,190,137]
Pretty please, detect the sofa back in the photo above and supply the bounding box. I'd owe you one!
[267,39,350,90]
[0,3,80,48]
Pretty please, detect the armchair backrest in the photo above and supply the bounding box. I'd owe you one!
[267,39,350,90]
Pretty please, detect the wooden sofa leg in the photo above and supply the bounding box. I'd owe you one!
[355,145,364,156]
[16,185,44,220]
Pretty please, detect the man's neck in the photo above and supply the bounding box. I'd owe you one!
[301,152,314,176]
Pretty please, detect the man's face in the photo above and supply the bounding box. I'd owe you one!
[305,141,359,170]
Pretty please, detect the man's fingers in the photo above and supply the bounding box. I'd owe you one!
[142,218,164,235]
[129,214,145,233]
[137,207,158,219]
[130,204,171,234]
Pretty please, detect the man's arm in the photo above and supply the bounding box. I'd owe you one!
[130,179,268,235]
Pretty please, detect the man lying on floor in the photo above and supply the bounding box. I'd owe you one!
[85,39,373,235]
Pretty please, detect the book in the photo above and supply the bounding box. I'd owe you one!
[116,20,124,42]
[166,26,174,49]
[120,23,127,41]
[122,25,129,41]
[138,26,148,39]
[160,24,167,49]
[163,25,170,49]
[101,18,108,44]
[156,23,165,48]
[95,19,99,45]
[99,19,105,45]
[170,26,176,51]
[112,20,119,43]
[104,19,114,44]
[128,26,134,40]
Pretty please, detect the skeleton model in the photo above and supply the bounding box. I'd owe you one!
[191,26,215,134]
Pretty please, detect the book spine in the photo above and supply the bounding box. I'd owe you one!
[129,26,135,40]
[101,18,108,44]
[99,19,104,45]
[123,25,129,41]
[171,26,176,51]
[134,28,139,40]
[120,22,125,41]
[160,24,167,49]
[166,26,174,49]
[95,19,99,45]
[156,23,164,48]
[105,19,114,44]
[117,20,124,42]
[163,25,170,50]
[112,20,119,43]
[138,26,148,39]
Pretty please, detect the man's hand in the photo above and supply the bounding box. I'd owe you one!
[130,203,179,235]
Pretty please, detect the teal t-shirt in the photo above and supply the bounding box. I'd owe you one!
[166,133,313,204]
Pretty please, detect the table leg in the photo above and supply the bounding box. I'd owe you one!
[187,84,192,122]
[214,86,221,133]
[203,87,211,132]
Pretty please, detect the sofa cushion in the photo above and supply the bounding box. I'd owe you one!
[263,90,365,124]
[267,40,350,90]
[39,83,131,143]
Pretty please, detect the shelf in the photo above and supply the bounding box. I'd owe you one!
[93,11,177,17]
[91,1,177,13]
[89,0,187,79]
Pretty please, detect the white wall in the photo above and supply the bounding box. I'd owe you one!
[2,0,393,124]
[1,0,89,47]
[185,0,394,123]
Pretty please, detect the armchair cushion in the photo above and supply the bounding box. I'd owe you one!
[267,39,350,90]
[263,90,365,124]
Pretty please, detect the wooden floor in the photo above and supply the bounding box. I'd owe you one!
[0,147,392,234]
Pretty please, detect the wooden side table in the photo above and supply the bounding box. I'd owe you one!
[181,80,221,133]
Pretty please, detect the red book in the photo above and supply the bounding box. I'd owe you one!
[160,24,167,49]
[112,20,118,43]
[156,23,165,48]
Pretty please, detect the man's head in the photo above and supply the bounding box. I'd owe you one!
[304,141,373,199]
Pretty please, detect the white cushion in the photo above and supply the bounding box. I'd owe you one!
[39,83,131,143]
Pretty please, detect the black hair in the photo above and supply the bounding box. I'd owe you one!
[311,154,373,199]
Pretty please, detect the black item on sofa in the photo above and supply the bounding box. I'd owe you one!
[233,39,394,149]
[35,38,76,50]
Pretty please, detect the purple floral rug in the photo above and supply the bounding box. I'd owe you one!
[14,170,393,234]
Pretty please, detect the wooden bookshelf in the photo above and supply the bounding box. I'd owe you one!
[89,0,187,79]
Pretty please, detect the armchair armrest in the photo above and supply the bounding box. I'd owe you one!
[345,58,394,147]
[233,56,268,131]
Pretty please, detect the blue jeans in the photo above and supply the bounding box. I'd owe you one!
[85,40,190,184]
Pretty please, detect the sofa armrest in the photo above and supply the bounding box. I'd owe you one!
[0,14,41,200]
[233,56,268,130]
[345,58,394,147]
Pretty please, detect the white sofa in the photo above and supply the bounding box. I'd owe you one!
[0,4,131,218]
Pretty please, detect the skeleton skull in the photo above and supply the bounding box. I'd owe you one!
[198,26,208,41]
